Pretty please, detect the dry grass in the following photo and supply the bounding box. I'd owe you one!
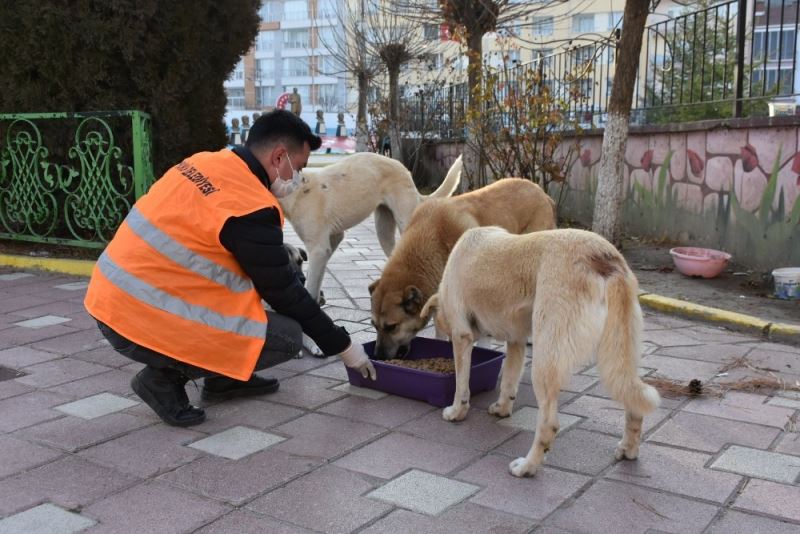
[643,375,800,399]
[643,354,800,399]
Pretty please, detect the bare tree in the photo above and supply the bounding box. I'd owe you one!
[392,0,571,188]
[316,0,382,151]
[361,0,436,162]
[591,0,651,246]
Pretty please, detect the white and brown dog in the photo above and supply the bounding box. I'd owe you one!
[278,153,462,306]
[420,227,660,477]
[369,178,556,360]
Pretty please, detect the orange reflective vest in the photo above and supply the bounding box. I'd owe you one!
[85,149,282,380]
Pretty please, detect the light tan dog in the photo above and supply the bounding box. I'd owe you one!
[369,178,556,359]
[420,227,661,477]
[278,153,462,306]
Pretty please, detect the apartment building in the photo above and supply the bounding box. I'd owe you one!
[224,0,347,132]
[398,1,689,109]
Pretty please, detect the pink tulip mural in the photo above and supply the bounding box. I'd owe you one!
[580,149,592,167]
[641,149,653,170]
[740,144,759,172]
[792,153,800,187]
[687,149,704,175]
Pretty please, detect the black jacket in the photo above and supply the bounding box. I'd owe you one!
[219,146,350,356]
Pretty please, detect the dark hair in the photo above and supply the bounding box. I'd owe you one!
[245,109,322,152]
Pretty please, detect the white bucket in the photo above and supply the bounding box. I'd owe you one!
[772,267,800,300]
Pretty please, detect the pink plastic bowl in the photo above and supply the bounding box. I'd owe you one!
[669,247,732,278]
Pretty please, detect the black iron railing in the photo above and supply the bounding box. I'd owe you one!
[401,42,612,138]
[400,0,800,138]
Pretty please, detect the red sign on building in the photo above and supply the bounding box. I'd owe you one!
[275,92,291,110]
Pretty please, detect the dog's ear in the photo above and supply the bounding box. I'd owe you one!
[402,285,424,315]
[368,278,380,295]
[299,248,307,261]
[419,293,439,321]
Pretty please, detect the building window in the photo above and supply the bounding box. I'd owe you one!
[226,88,245,109]
[284,28,309,49]
[256,58,275,79]
[753,29,796,61]
[533,16,554,36]
[424,24,439,40]
[317,26,336,48]
[752,67,794,95]
[230,60,244,81]
[533,48,553,68]
[420,53,443,69]
[259,1,279,22]
[317,55,338,74]
[317,0,337,19]
[317,84,338,110]
[284,0,308,21]
[256,31,276,52]
[572,45,595,64]
[607,11,623,30]
[579,79,594,99]
[257,86,281,107]
[283,57,310,77]
[572,14,594,33]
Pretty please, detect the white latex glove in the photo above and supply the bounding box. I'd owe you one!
[339,343,377,380]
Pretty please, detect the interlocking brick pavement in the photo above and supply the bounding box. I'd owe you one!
[0,218,799,533]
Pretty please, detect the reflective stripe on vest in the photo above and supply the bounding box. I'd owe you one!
[125,206,253,294]
[97,252,266,338]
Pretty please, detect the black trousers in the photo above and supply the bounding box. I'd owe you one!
[96,312,302,380]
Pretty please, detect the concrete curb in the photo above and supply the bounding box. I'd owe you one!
[0,253,95,277]
[639,292,800,346]
[1,253,798,346]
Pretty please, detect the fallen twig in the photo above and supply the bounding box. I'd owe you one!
[632,498,670,520]
[643,375,800,399]
[643,376,722,398]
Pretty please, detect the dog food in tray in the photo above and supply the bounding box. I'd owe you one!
[345,337,504,407]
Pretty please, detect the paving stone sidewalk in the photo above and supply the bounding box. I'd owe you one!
[1,220,799,533]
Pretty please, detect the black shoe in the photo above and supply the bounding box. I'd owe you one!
[201,374,280,401]
[131,367,205,427]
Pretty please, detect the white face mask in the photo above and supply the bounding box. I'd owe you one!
[271,156,302,198]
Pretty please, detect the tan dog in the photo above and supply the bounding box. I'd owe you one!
[420,227,661,477]
[278,153,462,306]
[369,178,556,359]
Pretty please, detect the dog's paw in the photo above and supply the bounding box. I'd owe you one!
[302,341,324,358]
[318,291,326,306]
[509,457,537,477]
[442,404,468,422]
[614,442,640,461]
[488,401,512,418]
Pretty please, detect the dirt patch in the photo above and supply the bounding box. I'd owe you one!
[622,237,800,326]
[0,238,101,261]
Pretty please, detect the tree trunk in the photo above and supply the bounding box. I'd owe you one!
[388,64,403,162]
[592,0,651,247]
[356,72,369,152]
[462,29,484,190]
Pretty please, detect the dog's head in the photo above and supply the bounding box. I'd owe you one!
[283,243,307,285]
[284,243,326,306]
[369,278,429,360]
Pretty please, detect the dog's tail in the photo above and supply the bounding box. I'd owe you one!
[374,204,397,257]
[596,267,660,417]
[426,155,462,199]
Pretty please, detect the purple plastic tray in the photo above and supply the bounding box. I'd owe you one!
[346,337,505,407]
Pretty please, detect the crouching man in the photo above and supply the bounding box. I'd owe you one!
[84,110,375,427]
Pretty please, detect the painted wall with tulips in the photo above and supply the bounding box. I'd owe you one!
[430,125,800,271]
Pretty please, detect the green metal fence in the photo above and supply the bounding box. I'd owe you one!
[0,111,154,249]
